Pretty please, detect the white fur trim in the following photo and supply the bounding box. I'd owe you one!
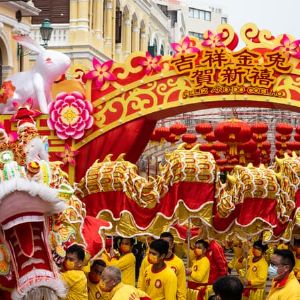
[0,178,66,214]
[2,215,44,230]
[11,277,67,300]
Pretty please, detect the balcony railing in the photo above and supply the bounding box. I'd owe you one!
[31,23,69,47]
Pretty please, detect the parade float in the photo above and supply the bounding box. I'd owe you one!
[1,22,300,298]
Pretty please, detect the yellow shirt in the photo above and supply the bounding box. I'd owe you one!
[267,272,300,300]
[140,264,177,300]
[110,282,150,300]
[189,256,210,284]
[246,257,268,288]
[87,279,109,300]
[61,269,88,300]
[109,253,136,286]
[294,256,300,280]
[138,254,187,300]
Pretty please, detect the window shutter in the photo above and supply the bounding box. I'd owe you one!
[32,0,69,24]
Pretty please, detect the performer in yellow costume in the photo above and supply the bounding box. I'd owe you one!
[186,239,210,300]
[228,239,245,276]
[87,259,109,300]
[267,249,300,299]
[106,237,136,286]
[100,266,150,300]
[139,239,177,300]
[242,240,268,300]
[293,239,300,282]
[138,232,186,300]
[60,244,88,300]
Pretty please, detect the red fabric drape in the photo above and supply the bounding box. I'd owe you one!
[75,118,157,181]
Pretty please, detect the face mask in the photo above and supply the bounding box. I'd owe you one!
[64,259,75,271]
[99,279,112,292]
[89,272,101,284]
[194,248,203,257]
[252,248,262,257]
[120,244,131,254]
[268,264,278,279]
[148,253,159,264]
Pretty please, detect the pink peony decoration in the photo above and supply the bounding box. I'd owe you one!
[202,30,225,48]
[141,52,162,75]
[274,34,300,59]
[85,57,116,89]
[171,36,200,56]
[47,91,94,140]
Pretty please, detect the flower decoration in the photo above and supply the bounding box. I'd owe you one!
[141,52,162,75]
[274,34,300,59]
[171,36,200,55]
[85,57,116,89]
[48,91,93,140]
[0,81,15,104]
[202,30,225,48]
[55,144,79,166]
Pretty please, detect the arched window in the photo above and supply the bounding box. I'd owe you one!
[115,1,122,44]
[160,44,164,55]
[148,38,158,56]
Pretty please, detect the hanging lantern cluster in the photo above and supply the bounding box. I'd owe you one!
[182,133,197,149]
[275,123,293,158]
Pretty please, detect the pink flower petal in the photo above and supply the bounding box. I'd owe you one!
[85,116,94,129]
[207,30,214,39]
[92,57,102,71]
[102,60,113,72]
[104,72,116,81]
[72,91,85,100]
[202,40,213,47]
[171,42,182,52]
[85,70,99,80]
[72,131,84,140]
[281,34,290,47]
[47,119,54,130]
[182,36,191,49]
[95,77,104,89]
[57,132,69,140]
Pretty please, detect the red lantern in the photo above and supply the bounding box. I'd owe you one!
[150,130,161,143]
[261,141,271,150]
[240,139,257,153]
[296,126,300,135]
[195,123,213,135]
[200,143,212,152]
[182,133,197,144]
[213,142,228,152]
[170,123,187,136]
[275,133,291,142]
[287,141,300,151]
[155,126,170,140]
[166,133,178,144]
[216,158,227,166]
[205,132,216,142]
[251,122,268,134]
[276,123,293,135]
[210,149,220,159]
[294,134,300,142]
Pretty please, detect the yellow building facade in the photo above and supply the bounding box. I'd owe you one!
[30,0,171,69]
[0,1,40,82]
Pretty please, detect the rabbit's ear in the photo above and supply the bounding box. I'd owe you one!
[13,35,45,54]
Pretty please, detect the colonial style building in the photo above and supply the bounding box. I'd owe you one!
[30,0,172,66]
[0,1,40,83]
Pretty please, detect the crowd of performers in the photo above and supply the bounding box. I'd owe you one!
[58,232,300,300]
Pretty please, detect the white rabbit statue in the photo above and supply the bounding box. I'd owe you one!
[3,35,71,114]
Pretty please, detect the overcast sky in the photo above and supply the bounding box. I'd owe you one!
[210,0,300,39]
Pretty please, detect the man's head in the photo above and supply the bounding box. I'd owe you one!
[194,239,209,258]
[100,266,121,292]
[64,244,85,270]
[119,237,134,254]
[160,232,174,255]
[213,275,243,300]
[148,239,169,265]
[269,249,295,281]
[252,240,268,258]
[88,259,106,284]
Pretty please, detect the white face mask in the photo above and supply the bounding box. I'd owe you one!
[268,264,278,279]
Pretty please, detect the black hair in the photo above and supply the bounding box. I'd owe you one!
[274,249,295,271]
[150,239,169,256]
[253,240,268,252]
[92,259,106,268]
[66,244,85,261]
[213,276,243,300]
[160,232,174,243]
[120,237,135,246]
[195,239,209,249]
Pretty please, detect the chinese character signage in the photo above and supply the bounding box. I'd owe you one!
[171,47,290,98]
